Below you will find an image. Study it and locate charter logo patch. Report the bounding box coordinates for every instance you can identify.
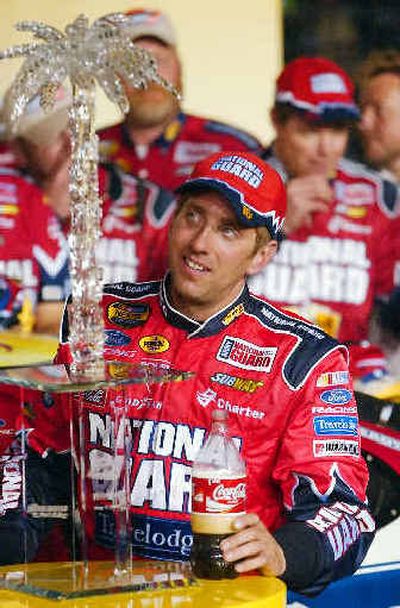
[211,372,263,394]
[313,439,359,457]
[320,389,352,405]
[139,335,170,354]
[217,336,277,372]
[316,371,349,387]
[313,416,358,437]
[107,301,149,329]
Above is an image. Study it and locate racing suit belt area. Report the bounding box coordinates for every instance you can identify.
[51,277,374,593]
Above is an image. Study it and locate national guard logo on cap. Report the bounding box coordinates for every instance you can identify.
[176,151,286,242]
[139,335,170,354]
[107,301,149,329]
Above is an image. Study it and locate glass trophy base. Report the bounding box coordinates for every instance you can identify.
[0,360,193,393]
[0,560,197,600]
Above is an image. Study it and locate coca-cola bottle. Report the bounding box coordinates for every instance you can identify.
[190,409,246,579]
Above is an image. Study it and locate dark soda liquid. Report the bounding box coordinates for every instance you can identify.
[190,532,238,579]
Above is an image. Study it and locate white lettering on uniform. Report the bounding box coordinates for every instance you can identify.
[87,415,244,513]
[96,238,139,283]
[249,237,370,305]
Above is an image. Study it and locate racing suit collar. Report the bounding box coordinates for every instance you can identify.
[160,272,251,338]
[121,113,185,150]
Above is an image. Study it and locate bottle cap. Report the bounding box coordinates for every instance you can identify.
[211,409,227,421]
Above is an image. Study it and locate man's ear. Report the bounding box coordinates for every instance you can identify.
[247,240,278,276]
[270,107,278,131]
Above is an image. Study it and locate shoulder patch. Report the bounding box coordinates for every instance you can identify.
[249,297,340,389]
[204,120,261,150]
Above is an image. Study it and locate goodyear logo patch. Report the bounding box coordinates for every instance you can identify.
[107,301,149,329]
[316,371,349,387]
[222,303,244,326]
[313,416,358,437]
[320,389,352,405]
[139,335,170,354]
[217,336,276,372]
[211,372,263,394]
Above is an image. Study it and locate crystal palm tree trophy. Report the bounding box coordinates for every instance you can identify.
[0,15,193,598]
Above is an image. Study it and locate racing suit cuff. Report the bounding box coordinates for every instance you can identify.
[272,522,331,595]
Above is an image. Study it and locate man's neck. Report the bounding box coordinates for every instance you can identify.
[126,123,166,146]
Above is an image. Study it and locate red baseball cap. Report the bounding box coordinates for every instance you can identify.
[276,57,359,121]
[176,152,286,241]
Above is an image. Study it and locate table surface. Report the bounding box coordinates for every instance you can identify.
[0,561,287,607]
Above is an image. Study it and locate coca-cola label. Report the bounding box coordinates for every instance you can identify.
[192,476,246,514]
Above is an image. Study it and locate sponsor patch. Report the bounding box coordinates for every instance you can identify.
[313,439,359,457]
[84,389,106,407]
[217,336,277,372]
[316,371,349,387]
[320,389,352,405]
[107,362,133,380]
[211,372,263,394]
[139,335,170,354]
[104,329,131,347]
[345,206,367,219]
[222,303,244,326]
[342,183,375,206]
[311,73,347,94]
[313,416,358,437]
[196,388,217,408]
[107,301,149,329]
[312,405,357,414]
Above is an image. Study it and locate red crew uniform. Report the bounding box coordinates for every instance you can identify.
[251,153,400,348]
[95,164,175,283]
[0,167,69,327]
[98,114,261,191]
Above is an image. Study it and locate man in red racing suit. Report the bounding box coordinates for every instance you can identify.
[251,57,400,384]
[0,152,374,596]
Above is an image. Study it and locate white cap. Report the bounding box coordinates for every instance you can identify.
[123,8,177,46]
[4,86,71,146]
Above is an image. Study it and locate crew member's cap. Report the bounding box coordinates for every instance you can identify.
[176,152,286,241]
[276,57,359,121]
[4,86,71,146]
[123,8,177,46]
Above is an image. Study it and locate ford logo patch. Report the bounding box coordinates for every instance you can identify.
[320,389,352,405]
[104,329,131,347]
